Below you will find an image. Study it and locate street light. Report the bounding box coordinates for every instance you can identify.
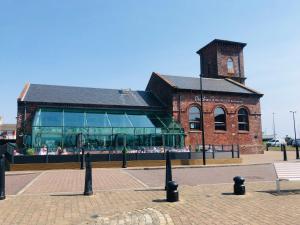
[272,112,276,139]
[199,73,206,165]
[290,111,299,159]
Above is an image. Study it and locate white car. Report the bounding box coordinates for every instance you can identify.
[266,138,286,147]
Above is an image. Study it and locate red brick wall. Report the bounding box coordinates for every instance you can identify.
[217,44,245,79]
[199,42,246,84]
[146,73,174,108]
[172,91,263,154]
[16,102,39,147]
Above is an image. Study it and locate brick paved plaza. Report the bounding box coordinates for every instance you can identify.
[1,152,300,225]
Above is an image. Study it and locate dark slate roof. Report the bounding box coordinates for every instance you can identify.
[197,39,247,53]
[159,74,262,95]
[22,84,164,108]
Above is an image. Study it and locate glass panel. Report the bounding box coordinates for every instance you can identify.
[63,127,88,148]
[108,114,132,127]
[64,111,85,127]
[32,127,63,150]
[144,128,156,135]
[214,107,226,130]
[86,113,111,127]
[127,114,155,128]
[227,58,234,73]
[112,127,134,135]
[33,110,41,126]
[189,107,201,130]
[86,135,112,151]
[238,108,249,131]
[40,109,63,127]
[31,108,185,150]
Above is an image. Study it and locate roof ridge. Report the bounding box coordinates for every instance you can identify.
[152,72,177,88]
[160,74,224,81]
[224,78,263,95]
[29,83,144,93]
[18,83,30,101]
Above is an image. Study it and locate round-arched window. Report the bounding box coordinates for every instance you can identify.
[189,106,201,130]
[227,58,234,74]
[238,108,249,131]
[214,107,226,131]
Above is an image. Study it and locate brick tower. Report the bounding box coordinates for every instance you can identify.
[197,39,247,84]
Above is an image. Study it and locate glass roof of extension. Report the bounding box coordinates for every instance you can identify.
[33,108,183,133]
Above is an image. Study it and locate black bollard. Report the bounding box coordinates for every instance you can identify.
[233,176,245,195]
[80,148,85,170]
[166,181,179,202]
[122,147,127,168]
[165,150,172,190]
[0,154,6,200]
[282,144,287,161]
[84,153,93,196]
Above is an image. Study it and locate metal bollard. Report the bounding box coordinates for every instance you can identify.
[165,150,172,190]
[166,181,179,202]
[282,144,287,161]
[84,153,93,196]
[233,176,245,195]
[80,148,85,170]
[231,144,234,158]
[122,147,127,168]
[0,154,6,200]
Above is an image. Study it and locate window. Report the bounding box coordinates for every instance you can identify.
[227,58,234,74]
[214,107,226,131]
[238,108,249,131]
[189,106,201,130]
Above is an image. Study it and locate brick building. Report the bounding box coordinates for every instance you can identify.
[17,39,263,154]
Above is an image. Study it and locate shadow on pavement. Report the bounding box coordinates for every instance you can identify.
[152,199,167,203]
[222,192,235,196]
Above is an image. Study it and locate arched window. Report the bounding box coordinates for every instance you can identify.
[189,106,201,130]
[214,107,226,131]
[227,58,234,74]
[238,108,249,131]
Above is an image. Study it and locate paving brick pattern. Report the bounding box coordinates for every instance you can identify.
[5,172,40,195]
[1,155,300,225]
[0,182,299,225]
[126,164,276,187]
[23,169,145,194]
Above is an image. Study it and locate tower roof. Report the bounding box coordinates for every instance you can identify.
[197,39,247,54]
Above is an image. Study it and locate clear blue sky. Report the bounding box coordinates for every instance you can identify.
[1,0,300,137]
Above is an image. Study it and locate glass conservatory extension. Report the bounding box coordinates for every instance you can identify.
[31,108,185,153]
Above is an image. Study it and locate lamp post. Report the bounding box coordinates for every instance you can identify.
[272,112,276,139]
[199,74,206,165]
[290,111,299,159]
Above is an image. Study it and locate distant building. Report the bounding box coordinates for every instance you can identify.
[16,39,263,154]
[0,122,16,141]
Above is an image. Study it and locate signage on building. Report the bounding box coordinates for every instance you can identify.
[195,96,243,104]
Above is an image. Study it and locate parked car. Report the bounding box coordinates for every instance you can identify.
[292,139,300,147]
[266,138,286,147]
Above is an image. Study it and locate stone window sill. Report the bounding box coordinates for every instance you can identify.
[189,130,202,133]
[238,131,250,134]
[214,130,227,134]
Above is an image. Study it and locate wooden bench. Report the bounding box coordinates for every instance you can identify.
[274,162,300,192]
